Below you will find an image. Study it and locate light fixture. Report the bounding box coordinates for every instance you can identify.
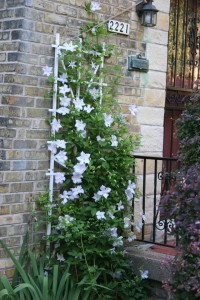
[136,0,159,27]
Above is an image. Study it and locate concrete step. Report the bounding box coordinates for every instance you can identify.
[127,242,178,300]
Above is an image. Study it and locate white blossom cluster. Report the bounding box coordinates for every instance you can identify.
[43,38,141,254]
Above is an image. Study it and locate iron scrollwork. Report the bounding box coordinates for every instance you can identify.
[156,218,175,233]
[158,170,176,181]
[155,170,176,234]
[158,170,177,192]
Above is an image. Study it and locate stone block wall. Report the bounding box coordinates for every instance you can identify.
[0,0,170,275]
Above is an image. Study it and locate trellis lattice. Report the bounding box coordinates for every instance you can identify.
[46,33,108,236]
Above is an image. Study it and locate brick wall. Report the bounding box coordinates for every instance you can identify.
[0,0,170,275]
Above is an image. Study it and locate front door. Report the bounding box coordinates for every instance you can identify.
[163,108,182,158]
[163,0,200,158]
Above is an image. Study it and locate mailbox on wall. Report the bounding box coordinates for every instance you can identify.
[128,54,149,72]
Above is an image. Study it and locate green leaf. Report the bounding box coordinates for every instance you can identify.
[29,252,39,277]
[1,276,15,297]
[0,241,30,285]
[14,283,39,300]
[27,275,42,299]
[0,289,11,299]
[42,276,48,300]
[52,265,58,297]
[12,231,29,287]
[56,267,70,299]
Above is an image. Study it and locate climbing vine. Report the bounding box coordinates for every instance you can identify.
[40,2,149,299]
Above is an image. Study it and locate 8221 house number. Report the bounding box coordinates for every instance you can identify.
[107,20,130,35]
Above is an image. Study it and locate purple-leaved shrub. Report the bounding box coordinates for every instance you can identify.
[162,93,200,299]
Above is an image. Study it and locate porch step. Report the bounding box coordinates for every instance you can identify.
[127,242,179,299]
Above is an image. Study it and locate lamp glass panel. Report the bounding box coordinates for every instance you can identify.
[142,11,157,27]
[144,12,152,25]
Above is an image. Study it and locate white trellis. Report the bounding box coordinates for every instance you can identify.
[46,33,107,237]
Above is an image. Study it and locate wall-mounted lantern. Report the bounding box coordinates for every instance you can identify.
[136,0,159,27]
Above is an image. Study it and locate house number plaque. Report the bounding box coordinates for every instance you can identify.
[107,20,130,35]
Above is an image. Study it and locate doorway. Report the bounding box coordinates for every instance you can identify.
[163,0,200,158]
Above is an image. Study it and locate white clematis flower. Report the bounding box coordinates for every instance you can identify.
[47,141,57,154]
[128,233,136,242]
[55,151,68,165]
[91,62,97,69]
[68,61,76,68]
[91,27,96,34]
[125,180,136,201]
[51,119,62,132]
[96,136,105,142]
[84,104,94,113]
[92,193,101,202]
[96,211,106,220]
[135,221,143,233]
[57,253,65,262]
[103,113,114,127]
[89,87,99,100]
[75,120,86,132]
[59,84,70,95]
[63,41,78,52]
[60,96,71,107]
[91,1,101,11]
[60,190,70,204]
[117,201,124,211]
[97,185,111,199]
[73,98,85,111]
[140,270,149,279]
[107,211,115,219]
[129,104,138,116]
[56,107,70,115]
[113,236,123,247]
[72,172,83,184]
[109,227,118,237]
[55,139,66,149]
[74,163,87,174]
[57,73,68,84]
[71,185,84,196]
[63,214,74,224]
[77,152,90,164]
[112,271,122,279]
[124,217,131,229]
[54,172,65,184]
[111,135,118,147]
[42,65,53,76]
[110,248,116,254]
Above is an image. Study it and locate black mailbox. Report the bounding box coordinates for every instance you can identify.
[128,54,149,72]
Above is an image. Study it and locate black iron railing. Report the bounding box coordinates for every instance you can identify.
[133,155,181,247]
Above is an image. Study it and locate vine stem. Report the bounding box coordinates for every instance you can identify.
[61,3,134,42]
[80,234,91,275]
